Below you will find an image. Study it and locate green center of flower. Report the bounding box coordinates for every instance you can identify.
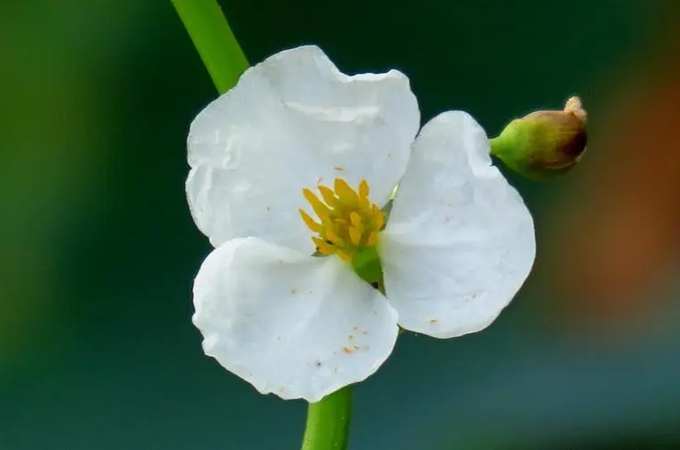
[299,178,385,262]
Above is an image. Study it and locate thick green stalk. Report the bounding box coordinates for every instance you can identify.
[302,386,353,450]
[170,0,249,94]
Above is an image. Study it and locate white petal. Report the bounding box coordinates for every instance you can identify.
[380,111,536,338]
[186,45,420,253]
[192,237,399,402]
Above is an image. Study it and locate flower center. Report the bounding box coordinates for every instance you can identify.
[299,178,385,263]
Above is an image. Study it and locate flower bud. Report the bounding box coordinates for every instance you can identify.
[490,97,587,180]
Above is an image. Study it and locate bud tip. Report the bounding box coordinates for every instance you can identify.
[564,96,587,123]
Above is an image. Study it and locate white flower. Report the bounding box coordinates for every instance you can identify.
[186,45,535,402]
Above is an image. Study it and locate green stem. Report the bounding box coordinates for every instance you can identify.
[170,0,249,94]
[302,386,353,450]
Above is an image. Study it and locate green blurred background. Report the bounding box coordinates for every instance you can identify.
[3,1,680,448]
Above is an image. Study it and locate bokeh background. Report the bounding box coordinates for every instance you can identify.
[2,1,680,448]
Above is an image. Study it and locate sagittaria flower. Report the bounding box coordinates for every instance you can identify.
[187,46,535,402]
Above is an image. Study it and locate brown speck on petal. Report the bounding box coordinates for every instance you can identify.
[428,318,438,324]
[334,166,345,171]
[348,334,354,341]
[342,346,352,354]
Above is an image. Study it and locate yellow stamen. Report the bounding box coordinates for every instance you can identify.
[359,179,369,199]
[302,189,330,221]
[366,230,378,247]
[349,226,362,246]
[349,212,362,229]
[334,178,359,204]
[373,205,385,230]
[299,209,323,233]
[317,185,338,207]
[312,237,336,255]
[300,178,385,262]
[325,228,344,246]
